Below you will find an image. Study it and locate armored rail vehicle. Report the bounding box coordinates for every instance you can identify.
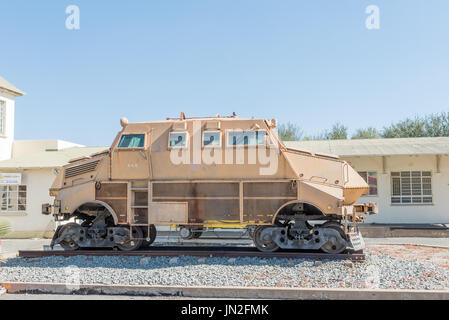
[43,114,377,253]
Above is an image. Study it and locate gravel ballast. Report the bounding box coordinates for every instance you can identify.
[1,246,448,290]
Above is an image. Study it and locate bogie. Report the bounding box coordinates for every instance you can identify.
[51,207,157,251]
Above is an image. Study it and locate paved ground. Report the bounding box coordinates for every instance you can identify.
[1,239,50,258]
[365,237,449,247]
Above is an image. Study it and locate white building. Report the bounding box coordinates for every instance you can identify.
[0,76,107,237]
[286,139,449,224]
[0,76,24,160]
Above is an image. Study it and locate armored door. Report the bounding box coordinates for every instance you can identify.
[111,132,150,180]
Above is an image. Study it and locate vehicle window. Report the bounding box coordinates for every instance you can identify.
[118,134,145,148]
[228,131,267,146]
[169,132,187,148]
[203,131,221,147]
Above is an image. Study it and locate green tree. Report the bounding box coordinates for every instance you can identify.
[327,123,348,140]
[424,112,449,137]
[351,127,380,139]
[382,117,427,138]
[277,122,303,141]
[303,123,348,140]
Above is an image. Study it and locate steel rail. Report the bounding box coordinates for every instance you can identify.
[18,246,365,261]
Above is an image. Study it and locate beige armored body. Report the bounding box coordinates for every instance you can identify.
[42,114,377,253]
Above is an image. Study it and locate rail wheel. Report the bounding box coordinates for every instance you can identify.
[58,223,81,251]
[253,226,279,252]
[192,228,203,239]
[116,226,143,251]
[180,227,202,239]
[141,225,157,248]
[319,221,347,254]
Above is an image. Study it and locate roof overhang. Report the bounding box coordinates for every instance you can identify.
[0,87,25,97]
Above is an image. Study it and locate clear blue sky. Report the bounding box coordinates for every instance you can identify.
[1,1,448,146]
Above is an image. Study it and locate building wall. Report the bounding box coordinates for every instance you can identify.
[0,91,15,160]
[0,168,56,232]
[12,140,83,157]
[346,154,449,224]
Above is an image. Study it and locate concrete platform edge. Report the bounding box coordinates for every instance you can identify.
[1,282,448,300]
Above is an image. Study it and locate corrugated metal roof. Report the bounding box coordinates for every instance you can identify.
[0,146,108,169]
[0,76,25,96]
[284,137,449,157]
[1,137,446,169]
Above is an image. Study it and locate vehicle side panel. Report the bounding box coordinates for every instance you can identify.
[95,182,128,223]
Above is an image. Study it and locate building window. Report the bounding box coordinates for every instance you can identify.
[358,171,378,196]
[0,185,27,212]
[391,171,432,204]
[0,100,5,136]
[227,130,267,146]
[169,132,188,148]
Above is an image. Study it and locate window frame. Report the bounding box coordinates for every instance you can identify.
[0,184,27,213]
[0,100,6,137]
[225,129,268,147]
[358,171,378,196]
[168,131,189,149]
[202,130,222,148]
[390,171,433,205]
[116,133,147,150]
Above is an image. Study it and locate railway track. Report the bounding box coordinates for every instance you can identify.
[18,246,365,261]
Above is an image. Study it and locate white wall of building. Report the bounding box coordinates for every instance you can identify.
[0,91,15,161]
[0,168,56,233]
[347,154,449,224]
[12,140,83,158]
